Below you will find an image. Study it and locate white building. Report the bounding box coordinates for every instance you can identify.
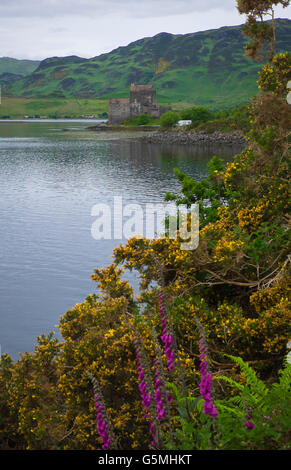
[176,120,192,127]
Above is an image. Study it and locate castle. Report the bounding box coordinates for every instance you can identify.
[108,84,167,124]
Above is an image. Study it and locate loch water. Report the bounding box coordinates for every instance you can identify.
[0,120,243,359]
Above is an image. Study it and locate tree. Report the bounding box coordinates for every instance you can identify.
[236,0,290,61]
[180,106,214,127]
[160,111,180,128]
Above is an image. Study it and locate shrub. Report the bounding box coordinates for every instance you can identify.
[160,111,180,128]
[179,106,214,127]
[136,113,152,125]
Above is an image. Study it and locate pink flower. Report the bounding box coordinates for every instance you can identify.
[159,293,176,371]
[134,340,152,411]
[134,339,158,446]
[153,358,168,422]
[88,372,115,450]
[93,392,111,449]
[199,333,217,419]
[245,410,255,431]
[246,419,255,431]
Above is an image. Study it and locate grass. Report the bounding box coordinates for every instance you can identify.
[123,115,161,126]
[0,96,108,119]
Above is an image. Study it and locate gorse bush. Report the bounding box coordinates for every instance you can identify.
[90,298,291,451]
[0,0,290,450]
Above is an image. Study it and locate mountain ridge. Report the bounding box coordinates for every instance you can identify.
[5,19,291,110]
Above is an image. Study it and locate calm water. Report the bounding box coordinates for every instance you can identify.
[0,121,242,359]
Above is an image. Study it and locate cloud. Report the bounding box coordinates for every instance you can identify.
[0,0,235,19]
[0,1,289,59]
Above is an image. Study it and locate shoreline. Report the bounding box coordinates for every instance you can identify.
[140,129,248,146]
[87,123,247,146]
[0,119,105,124]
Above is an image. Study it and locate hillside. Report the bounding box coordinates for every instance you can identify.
[5,19,291,110]
[0,58,40,93]
[0,72,23,87]
[0,57,40,76]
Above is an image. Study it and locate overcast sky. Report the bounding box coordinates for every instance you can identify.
[1,0,290,60]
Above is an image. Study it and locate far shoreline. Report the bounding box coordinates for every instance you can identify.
[0,119,106,123]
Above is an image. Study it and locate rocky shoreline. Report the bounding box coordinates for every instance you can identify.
[87,123,248,147]
[140,129,247,146]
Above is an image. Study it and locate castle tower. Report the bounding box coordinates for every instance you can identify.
[129,83,160,119]
[108,83,167,124]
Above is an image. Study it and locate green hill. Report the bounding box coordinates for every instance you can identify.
[0,57,40,76]
[5,19,291,110]
[0,72,24,87]
[0,58,40,93]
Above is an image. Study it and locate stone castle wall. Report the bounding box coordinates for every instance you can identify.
[109,84,166,124]
[108,98,131,125]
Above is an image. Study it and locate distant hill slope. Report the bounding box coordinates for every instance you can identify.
[5,19,291,110]
[0,57,40,76]
[0,72,24,87]
[0,58,40,90]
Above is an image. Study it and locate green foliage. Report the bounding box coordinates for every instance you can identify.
[215,357,291,449]
[160,103,251,133]
[136,114,152,125]
[160,111,180,128]
[163,356,291,450]
[124,113,159,126]
[197,104,251,134]
[164,382,217,450]
[165,156,226,226]
[242,222,287,263]
[180,106,214,126]
[227,104,251,131]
